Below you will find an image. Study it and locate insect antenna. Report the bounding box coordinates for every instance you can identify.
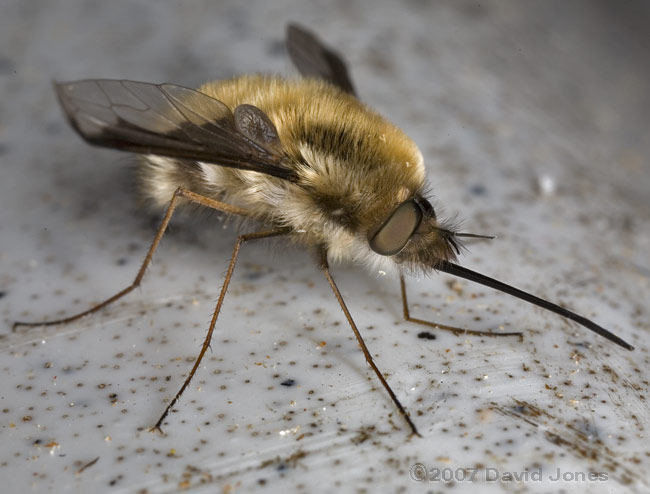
[443,231,494,255]
[453,232,495,240]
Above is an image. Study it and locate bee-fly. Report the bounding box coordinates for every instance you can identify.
[14,24,634,437]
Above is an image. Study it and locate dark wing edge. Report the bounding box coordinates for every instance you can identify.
[54,79,298,182]
[286,24,356,96]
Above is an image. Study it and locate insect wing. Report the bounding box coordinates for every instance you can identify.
[233,103,284,155]
[55,79,297,181]
[286,24,356,96]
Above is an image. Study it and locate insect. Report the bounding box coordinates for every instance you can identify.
[14,24,633,437]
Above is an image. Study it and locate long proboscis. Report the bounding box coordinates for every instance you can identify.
[436,260,634,351]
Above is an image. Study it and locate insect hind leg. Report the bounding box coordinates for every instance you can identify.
[400,275,523,339]
[12,187,251,331]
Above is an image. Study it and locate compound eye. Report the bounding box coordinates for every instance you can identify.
[369,200,423,256]
[415,197,435,219]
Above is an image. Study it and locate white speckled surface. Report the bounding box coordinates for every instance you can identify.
[1,1,649,493]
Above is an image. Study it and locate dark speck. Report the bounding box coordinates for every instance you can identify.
[44,121,63,135]
[280,379,296,387]
[257,479,267,486]
[244,271,264,281]
[116,258,128,266]
[417,331,437,340]
[460,2,489,19]
[267,39,286,56]
[0,291,6,299]
[276,462,287,472]
[0,57,15,75]
[470,184,487,196]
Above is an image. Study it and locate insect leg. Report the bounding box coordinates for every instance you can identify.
[13,187,251,330]
[150,228,288,433]
[320,254,421,438]
[400,274,523,338]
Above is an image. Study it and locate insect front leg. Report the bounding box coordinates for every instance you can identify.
[400,274,523,339]
[320,254,421,438]
[13,187,251,330]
